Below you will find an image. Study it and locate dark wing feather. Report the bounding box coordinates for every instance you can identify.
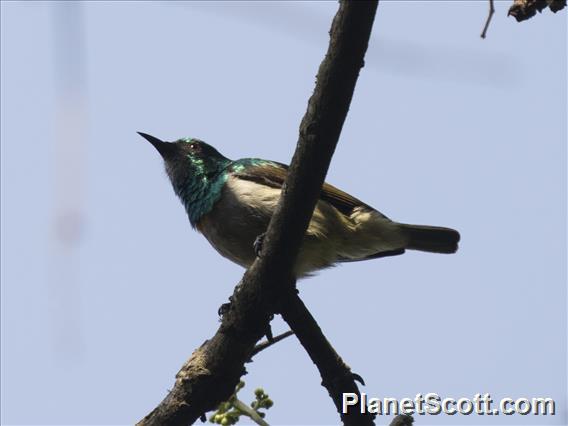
[231,160,384,217]
[337,248,405,262]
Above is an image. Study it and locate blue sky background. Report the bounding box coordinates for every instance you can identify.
[1,1,566,425]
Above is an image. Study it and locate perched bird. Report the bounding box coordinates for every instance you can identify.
[139,132,460,278]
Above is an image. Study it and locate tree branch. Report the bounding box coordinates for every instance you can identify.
[250,330,294,358]
[480,0,495,38]
[508,0,566,22]
[252,3,378,421]
[389,414,414,426]
[137,1,378,424]
[279,293,373,424]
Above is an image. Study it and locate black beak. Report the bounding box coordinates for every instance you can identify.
[138,132,177,160]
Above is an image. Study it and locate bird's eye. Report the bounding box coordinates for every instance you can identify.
[189,143,200,154]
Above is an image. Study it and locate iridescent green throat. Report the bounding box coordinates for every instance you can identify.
[172,141,231,227]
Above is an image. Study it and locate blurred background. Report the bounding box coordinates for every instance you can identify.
[1,1,566,425]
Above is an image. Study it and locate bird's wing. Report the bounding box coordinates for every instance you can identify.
[230,159,385,217]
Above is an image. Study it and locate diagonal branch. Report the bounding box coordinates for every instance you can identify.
[137,1,378,425]
[241,2,379,422]
[279,293,373,423]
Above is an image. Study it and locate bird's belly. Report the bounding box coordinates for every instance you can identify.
[196,218,262,269]
[196,183,271,269]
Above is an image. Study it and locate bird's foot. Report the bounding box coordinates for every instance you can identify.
[265,316,275,342]
[253,233,266,257]
[218,302,231,317]
[218,296,234,317]
[351,372,366,386]
[324,370,366,388]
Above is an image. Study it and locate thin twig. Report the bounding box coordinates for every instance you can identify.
[481,0,495,38]
[232,398,269,426]
[251,330,294,357]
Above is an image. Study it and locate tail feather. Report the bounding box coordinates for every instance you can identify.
[399,223,460,254]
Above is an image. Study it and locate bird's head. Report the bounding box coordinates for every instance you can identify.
[138,132,231,192]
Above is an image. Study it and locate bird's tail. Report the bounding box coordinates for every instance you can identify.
[398,223,460,254]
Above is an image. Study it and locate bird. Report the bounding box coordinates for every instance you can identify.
[139,132,460,278]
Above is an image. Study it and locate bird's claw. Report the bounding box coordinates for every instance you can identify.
[253,233,266,257]
[352,372,366,386]
[264,314,274,343]
[218,298,233,317]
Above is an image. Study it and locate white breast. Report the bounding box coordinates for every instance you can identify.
[225,177,282,214]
